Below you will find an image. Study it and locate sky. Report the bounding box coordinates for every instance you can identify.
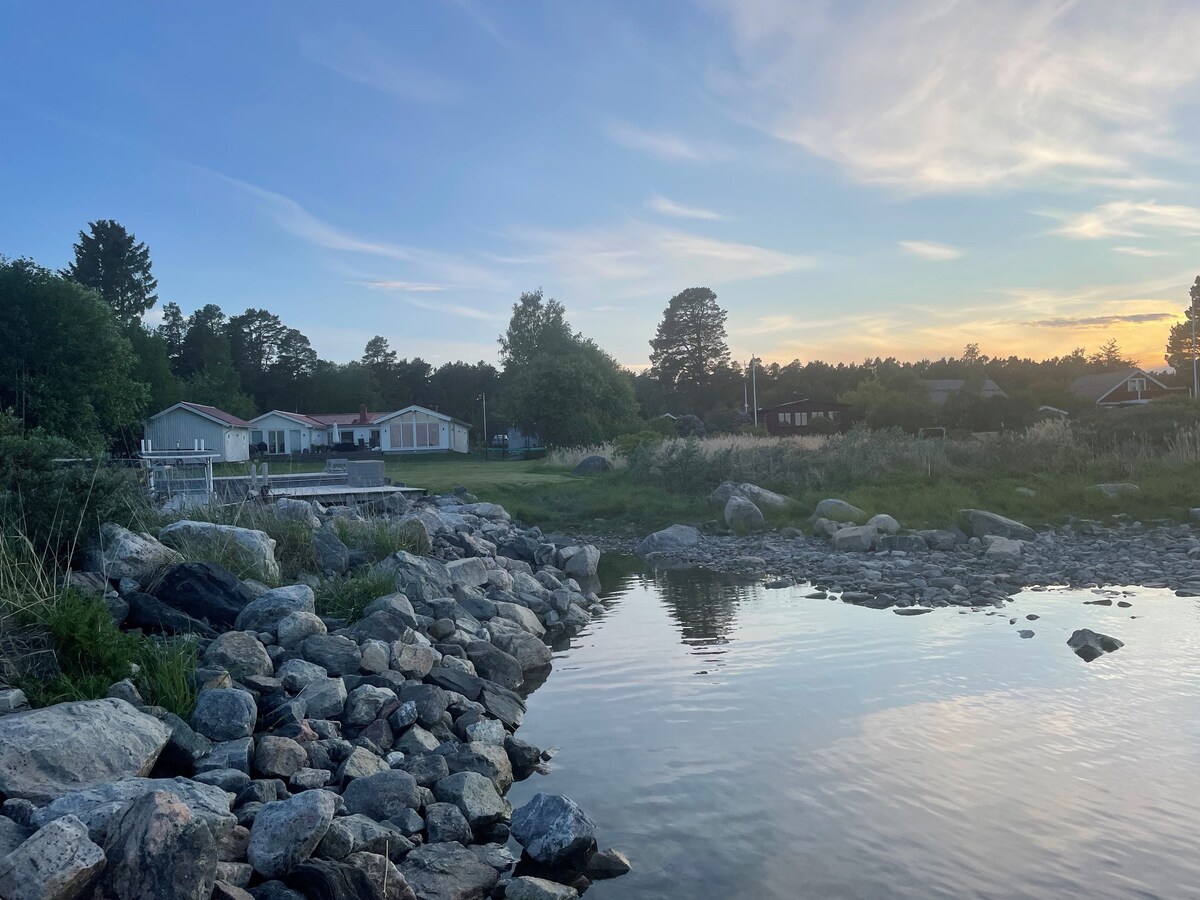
[3,0,1200,371]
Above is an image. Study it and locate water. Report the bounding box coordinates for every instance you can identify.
[507,557,1200,899]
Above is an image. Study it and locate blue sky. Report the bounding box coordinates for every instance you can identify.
[3,0,1200,370]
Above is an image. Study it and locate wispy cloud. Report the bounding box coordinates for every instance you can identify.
[360,280,450,293]
[708,0,1200,191]
[645,194,724,220]
[404,296,501,321]
[442,0,511,47]
[215,172,506,289]
[1031,312,1177,328]
[899,240,963,261]
[1112,246,1171,258]
[1050,200,1200,239]
[604,120,729,162]
[300,28,456,102]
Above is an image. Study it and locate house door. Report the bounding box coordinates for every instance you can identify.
[289,430,301,452]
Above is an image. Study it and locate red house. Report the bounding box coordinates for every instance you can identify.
[757,398,853,436]
[1069,368,1186,406]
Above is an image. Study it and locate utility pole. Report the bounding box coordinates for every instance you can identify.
[1192,305,1198,400]
[751,356,759,426]
[479,393,488,459]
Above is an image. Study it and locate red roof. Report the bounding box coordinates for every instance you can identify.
[255,410,326,428]
[178,402,251,428]
[305,412,388,426]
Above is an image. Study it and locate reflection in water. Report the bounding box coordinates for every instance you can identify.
[509,560,1200,900]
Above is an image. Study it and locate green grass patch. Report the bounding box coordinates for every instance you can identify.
[314,568,397,622]
[333,519,429,560]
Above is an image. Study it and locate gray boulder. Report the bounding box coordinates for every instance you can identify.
[296,677,347,720]
[510,793,596,867]
[571,455,612,476]
[506,877,580,900]
[92,790,217,900]
[273,498,320,527]
[634,525,702,557]
[380,551,453,603]
[445,557,489,588]
[247,790,338,879]
[302,634,361,677]
[0,814,105,900]
[255,736,308,779]
[312,529,350,575]
[151,562,254,628]
[813,498,865,523]
[93,522,182,582]
[959,509,1035,541]
[711,481,789,509]
[0,698,170,803]
[434,772,508,830]
[983,535,1023,560]
[424,803,472,845]
[557,545,600,578]
[466,642,523,689]
[390,643,435,679]
[832,525,877,553]
[867,513,901,535]
[343,685,396,726]
[0,816,31,858]
[878,534,926,553]
[1095,482,1140,499]
[1068,629,1124,662]
[159,521,281,583]
[489,627,552,671]
[401,843,499,900]
[492,602,545,638]
[724,496,765,531]
[203,631,273,682]
[30,777,236,845]
[341,770,420,820]
[191,689,257,742]
[235,584,316,633]
[276,611,327,649]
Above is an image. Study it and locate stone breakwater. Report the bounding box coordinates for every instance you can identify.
[0,494,629,900]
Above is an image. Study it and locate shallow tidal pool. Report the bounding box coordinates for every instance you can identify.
[507,557,1200,899]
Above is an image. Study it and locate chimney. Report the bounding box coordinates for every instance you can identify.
[359,404,368,424]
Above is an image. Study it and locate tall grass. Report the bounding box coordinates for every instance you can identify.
[314,568,397,622]
[332,518,429,560]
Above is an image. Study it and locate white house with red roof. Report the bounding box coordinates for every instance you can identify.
[143,401,252,461]
[248,405,470,454]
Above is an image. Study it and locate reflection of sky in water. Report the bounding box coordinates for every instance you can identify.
[508,560,1200,899]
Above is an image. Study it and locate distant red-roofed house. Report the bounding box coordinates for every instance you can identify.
[1069,368,1185,406]
[143,401,252,461]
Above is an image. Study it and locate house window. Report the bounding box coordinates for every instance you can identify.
[1128,377,1147,393]
[251,430,263,445]
[339,430,353,443]
[266,430,285,454]
[798,412,809,426]
[369,429,380,448]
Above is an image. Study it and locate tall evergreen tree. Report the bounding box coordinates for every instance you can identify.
[1165,276,1200,372]
[64,219,158,322]
[649,287,730,403]
[158,301,187,368]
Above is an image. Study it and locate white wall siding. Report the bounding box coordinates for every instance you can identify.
[451,423,470,453]
[380,409,450,453]
[145,408,243,460]
[250,414,315,454]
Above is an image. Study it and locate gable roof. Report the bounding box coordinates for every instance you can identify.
[1069,368,1170,404]
[148,401,250,428]
[757,398,852,414]
[372,405,453,425]
[250,410,326,428]
[922,378,1006,405]
[305,412,389,426]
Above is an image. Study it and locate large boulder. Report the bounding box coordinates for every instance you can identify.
[400,843,499,900]
[92,522,183,582]
[724,496,765,531]
[570,456,612,476]
[235,585,316,633]
[29,777,236,845]
[634,525,702,557]
[506,877,580,900]
[983,535,1023,560]
[433,772,509,829]
[466,642,523,689]
[831,525,877,553]
[1067,629,1124,662]
[489,626,552,671]
[286,858,412,900]
[510,793,596,868]
[248,790,338,879]
[0,699,170,804]
[445,557,489,588]
[557,546,600,578]
[202,631,273,682]
[312,529,350,575]
[159,521,281,583]
[711,481,789,509]
[192,689,257,742]
[152,562,256,628]
[124,591,217,637]
[380,551,453,603]
[959,509,1035,541]
[91,790,218,900]
[812,499,865,523]
[273,498,320,527]
[341,771,420,821]
[0,815,105,900]
[866,513,901,535]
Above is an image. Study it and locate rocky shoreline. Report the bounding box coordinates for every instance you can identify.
[0,494,629,900]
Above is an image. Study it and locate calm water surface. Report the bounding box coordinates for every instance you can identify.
[507,557,1200,899]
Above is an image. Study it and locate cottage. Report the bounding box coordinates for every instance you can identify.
[757,398,852,436]
[250,405,470,454]
[143,402,251,462]
[921,378,1006,406]
[1070,368,1184,406]
[375,406,470,453]
[248,410,326,454]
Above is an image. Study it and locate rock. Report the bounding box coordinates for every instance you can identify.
[380,551,453,603]
[256,736,308,779]
[152,562,255,628]
[465,643,523,690]
[400,842,499,900]
[0,688,30,716]
[634,524,702,557]
[445,557,489,588]
[159,521,281,583]
[203,631,274,682]
[1095,483,1140,499]
[426,668,483,700]
[343,852,417,900]
[570,456,612,476]
[1067,629,1124,662]
[464,719,506,747]
[235,585,316,633]
[124,591,216,637]
[510,793,596,868]
[0,816,32,858]
[302,635,362,677]
[0,698,170,804]
[867,513,901,535]
[341,770,420,820]
[1018,629,1035,639]
[489,628,552,671]
[491,603,546,638]
[1015,486,1036,497]
[831,525,877,553]
[276,611,327,649]
[343,685,397,726]
[336,748,389,785]
[278,659,328,693]
[191,689,257,742]
[556,546,600,578]
[247,790,338,879]
[983,536,1023,560]
[312,530,350,576]
[212,882,255,900]
[813,498,865,523]
[457,502,509,520]
[424,803,472,845]
[711,481,789,509]
[586,848,631,879]
[505,876,580,900]
[284,857,406,900]
[878,534,926,553]
[93,523,183,582]
[0,815,105,900]
[959,509,1035,541]
[196,738,254,777]
[479,682,525,730]
[92,789,218,900]
[273,498,320,527]
[724,496,765,532]
[433,772,508,830]
[917,529,958,551]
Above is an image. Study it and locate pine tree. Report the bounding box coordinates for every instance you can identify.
[1164,276,1200,371]
[649,287,731,401]
[64,219,158,322]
